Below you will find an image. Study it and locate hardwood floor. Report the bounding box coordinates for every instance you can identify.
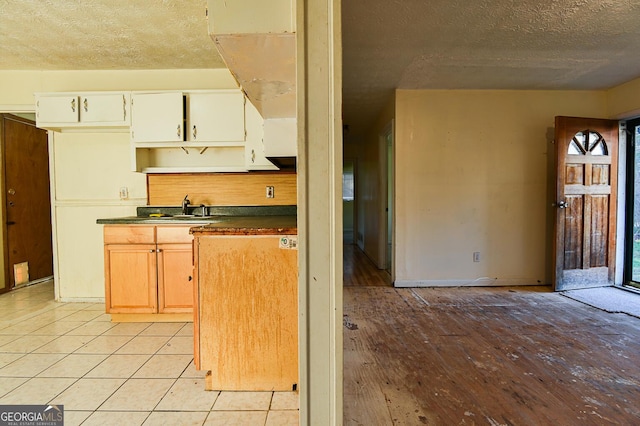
[343,286,640,425]
[343,244,391,287]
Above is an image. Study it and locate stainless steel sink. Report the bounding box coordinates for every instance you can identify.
[153,215,224,223]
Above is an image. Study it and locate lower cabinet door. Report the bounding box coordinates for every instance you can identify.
[157,243,194,313]
[105,244,158,313]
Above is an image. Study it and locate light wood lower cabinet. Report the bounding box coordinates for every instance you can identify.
[105,243,158,313]
[193,234,298,391]
[104,225,194,318]
[157,243,194,313]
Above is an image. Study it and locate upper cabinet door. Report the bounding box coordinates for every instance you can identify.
[131,92,184,143]
[80,93,130,124]
[187,91,245,142]
[36,92,131,130]
[36,95,80,125]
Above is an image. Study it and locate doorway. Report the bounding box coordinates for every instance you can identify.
[382,121,394,278]
[0,114,53,293]
[625,117,640,289]
[343,158,356,245]
[553,116,619,290]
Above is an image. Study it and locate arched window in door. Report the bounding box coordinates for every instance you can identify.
[567,130,610,187]
[568,130,608,156]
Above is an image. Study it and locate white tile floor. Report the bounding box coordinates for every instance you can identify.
[0,281,299,425]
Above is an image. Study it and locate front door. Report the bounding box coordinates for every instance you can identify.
[1,114,53,291]
[553,116,619,291]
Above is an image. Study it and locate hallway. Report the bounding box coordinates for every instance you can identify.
[343,244,390,287]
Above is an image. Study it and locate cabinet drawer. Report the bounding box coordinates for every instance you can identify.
[157,226,194,244]
[104,225,155,244]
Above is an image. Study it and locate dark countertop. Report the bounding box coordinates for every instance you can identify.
[190,215,297,236]
[96,205,297,235]
[96,215,226,225]
[96,205,297,226]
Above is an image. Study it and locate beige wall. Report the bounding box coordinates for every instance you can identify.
[390,89,609,286]
[0,69,238,108]
[0,69,239,300]
[607,76,640,119]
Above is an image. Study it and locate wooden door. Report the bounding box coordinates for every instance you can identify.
[554,116,618,290]
[1,114,53,291]
[104,244,158,313]
[157,243,193,313]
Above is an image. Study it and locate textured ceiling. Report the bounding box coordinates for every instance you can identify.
[2,0,640,137]
[342,0,640,136]
[0,0,225,69]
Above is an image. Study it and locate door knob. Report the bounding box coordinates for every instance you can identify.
[7,188,15,195]
[557,200,568,209]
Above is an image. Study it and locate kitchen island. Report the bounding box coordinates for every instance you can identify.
[190,215,298,391]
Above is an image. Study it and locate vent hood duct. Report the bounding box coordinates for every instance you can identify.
[207,0,297,163]
[212,33,295,119]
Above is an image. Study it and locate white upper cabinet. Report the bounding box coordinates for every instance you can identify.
[36,95,78,124]
[36,92,130,131]
[130,92,184,143]
[131,90,246,145]
[80,93,130,124]
[244,100,277,171]
[187,91,245,143]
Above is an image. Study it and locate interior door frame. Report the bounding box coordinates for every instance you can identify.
[623,117,640,288]
[0,113,53,292]
[379,120,394,282]
[342,157,357,245]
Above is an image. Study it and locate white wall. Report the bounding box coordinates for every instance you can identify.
[391,89,609,287]
[0,69,239,301]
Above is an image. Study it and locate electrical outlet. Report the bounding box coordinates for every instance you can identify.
[266,186,275,198]
[119,187,129,200]
[473,252,480,262]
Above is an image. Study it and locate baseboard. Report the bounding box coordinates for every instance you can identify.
[394,278,548,288]
[58,297,105,303]
[110,313,193,323]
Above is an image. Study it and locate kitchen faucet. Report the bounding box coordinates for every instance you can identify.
[182,195,190,215]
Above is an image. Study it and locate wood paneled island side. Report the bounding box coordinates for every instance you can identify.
[190,216,298,391]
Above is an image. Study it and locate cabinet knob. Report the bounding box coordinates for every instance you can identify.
[192,125,197,140]
[83,98,88,112]
[149,249,155,253]
[188,276,193,281]
[177,125,181,139]
[71,98,76,112]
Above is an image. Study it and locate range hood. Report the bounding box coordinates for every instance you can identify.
[207,0,297,165]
